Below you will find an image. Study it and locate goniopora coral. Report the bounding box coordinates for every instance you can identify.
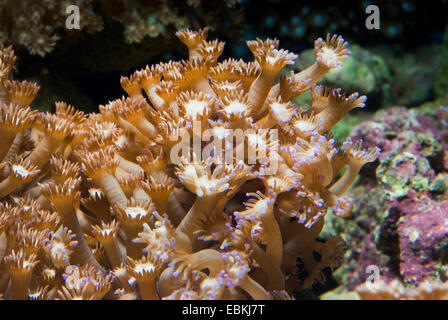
[0,28,379,300]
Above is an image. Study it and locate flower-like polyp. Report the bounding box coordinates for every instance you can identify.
[113,197,157,259]
[126,253,162,299]
[43,227,77,268]
[4,249,39,299]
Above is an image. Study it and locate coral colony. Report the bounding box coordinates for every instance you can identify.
[0,27,379,300]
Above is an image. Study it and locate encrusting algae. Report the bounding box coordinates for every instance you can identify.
[0,27,379,300]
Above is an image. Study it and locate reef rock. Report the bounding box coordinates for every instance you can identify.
[323,105,448,291]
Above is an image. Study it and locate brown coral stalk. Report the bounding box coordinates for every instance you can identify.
[1,132,23,168]
[0,85,7,104]
[26,136,59,169]
[247,73,276,118]
[0,129,17,162]
[251,243,285,291]
[239,276,271,300]
[96,173,128,207]
[176,196,220,243]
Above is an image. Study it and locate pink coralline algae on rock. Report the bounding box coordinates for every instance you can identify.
[325,105,448,289]
[393,190,448,284]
